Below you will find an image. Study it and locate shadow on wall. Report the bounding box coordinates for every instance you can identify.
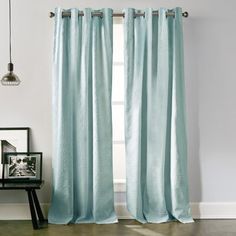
[184,17,202,205]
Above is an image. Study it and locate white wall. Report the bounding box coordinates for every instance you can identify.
[0,0,236,216]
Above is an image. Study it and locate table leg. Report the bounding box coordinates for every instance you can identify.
[26,189,39,229]
[32,189,45,223]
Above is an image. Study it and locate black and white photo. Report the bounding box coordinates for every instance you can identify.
[3,152,42,182]
[8,155,36,178]
[0,128,29,175]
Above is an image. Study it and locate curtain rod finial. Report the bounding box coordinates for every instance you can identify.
[49,12,55,18]
[182,11,188,17]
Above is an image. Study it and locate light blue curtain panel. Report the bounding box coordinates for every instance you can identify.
[123,7,193,223]
[48,8,117,224]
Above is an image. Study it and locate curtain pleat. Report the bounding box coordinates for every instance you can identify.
[48,8,117,224]
[124,7,193,223]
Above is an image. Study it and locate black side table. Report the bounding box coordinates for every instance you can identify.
[0,181,47,229]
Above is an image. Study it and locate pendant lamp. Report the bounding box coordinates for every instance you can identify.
[1,0,20,86]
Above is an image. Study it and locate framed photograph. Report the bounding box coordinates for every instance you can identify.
[3,152,42,183]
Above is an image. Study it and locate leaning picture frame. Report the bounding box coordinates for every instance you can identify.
[0,127,30,180]
[3,152,42,183]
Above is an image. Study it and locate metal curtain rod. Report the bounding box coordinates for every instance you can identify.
[49,11,189,18]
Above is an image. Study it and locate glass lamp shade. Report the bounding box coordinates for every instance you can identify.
[1,71,20,86]
[1,63,20,86]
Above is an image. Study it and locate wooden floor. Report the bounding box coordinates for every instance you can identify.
[0,219,235,236]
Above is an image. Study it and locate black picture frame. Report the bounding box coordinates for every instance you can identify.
[3,152,42,183]
[0,127,30,180]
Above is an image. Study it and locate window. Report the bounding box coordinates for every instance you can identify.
[112,22,125,185]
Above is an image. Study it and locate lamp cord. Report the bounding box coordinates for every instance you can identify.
[9,0,12,64]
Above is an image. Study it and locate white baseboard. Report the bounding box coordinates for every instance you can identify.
[0,202,236,220]
[0,203,49,220]
[191,202,236,219]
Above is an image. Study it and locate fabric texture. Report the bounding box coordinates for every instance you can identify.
[48,8,117,224]
[123,7,193,223]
